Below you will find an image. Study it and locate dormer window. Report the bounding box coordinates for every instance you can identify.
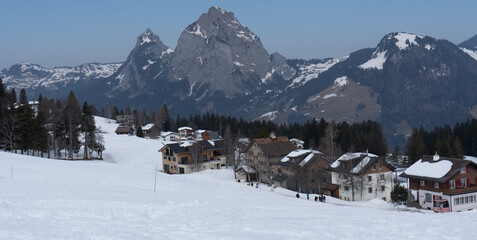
[460,167,466,174]
[434,182,439,189]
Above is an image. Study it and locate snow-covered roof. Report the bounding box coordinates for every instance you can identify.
[196,129,206,134]
[179,141,194,148]
[142,124,155,131]
[178,126,193,131]
[351,156,371,173]
[403,159,453,179]
[236,165,256,173]
[331,152,378,168]
[281,149,322,167]
[289,138,304,144]
[464,155,477,164]
[299,153,314,167]
[160,131,178,137]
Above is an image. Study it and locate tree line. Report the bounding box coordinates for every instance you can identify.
[405,119,477,165]
[0,79,104,159]
[110,104,389,158]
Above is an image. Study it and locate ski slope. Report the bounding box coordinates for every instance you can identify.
[0,117,475,239]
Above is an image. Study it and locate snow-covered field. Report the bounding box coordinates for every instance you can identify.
[0,117,476,239]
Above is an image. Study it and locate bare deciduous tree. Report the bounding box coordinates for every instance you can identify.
[189,142,202,172]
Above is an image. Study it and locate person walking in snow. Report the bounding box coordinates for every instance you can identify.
[296,193,300,198]
[306,193,309,200]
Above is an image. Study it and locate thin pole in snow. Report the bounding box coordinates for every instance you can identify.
[10,165,13,179]
[154,163,158,192]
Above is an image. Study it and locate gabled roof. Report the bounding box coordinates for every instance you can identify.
[235,165,256,173]
[160,131,178,137]
[329,152,394,174]
[252,137,297,157]
[290,138,304,144]
[400,155,477,183]
[159,139,224,154]
[279,149,324,168]
[178,126,193,131]
[142,124,156,131]
[115,125,133,134]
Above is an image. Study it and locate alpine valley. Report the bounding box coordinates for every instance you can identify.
[3,6,477,145]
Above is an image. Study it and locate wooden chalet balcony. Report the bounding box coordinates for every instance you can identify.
[443,184,477,195]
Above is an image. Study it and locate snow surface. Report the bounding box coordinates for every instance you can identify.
[1,117,476,239]
[404,159,453,179]
[323,93,338,99]
[1,63,121,90]
[461,48,477,61]
[257,111,278,121]
[289,57,348,88]
[333,76,349,88]
[186,23,207,38]
[393,33,422,50]
[359,51,387,70]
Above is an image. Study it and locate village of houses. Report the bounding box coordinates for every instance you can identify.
[114,114,477,213]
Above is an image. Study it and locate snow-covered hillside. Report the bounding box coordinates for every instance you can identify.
[0,117,476,239]
[0,62,122,90]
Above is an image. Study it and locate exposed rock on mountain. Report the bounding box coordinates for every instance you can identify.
[170,6,294,97]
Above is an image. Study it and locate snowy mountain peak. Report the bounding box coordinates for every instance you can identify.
[171,6,293,96]
[376,32,427,52]
[136,28,162,47]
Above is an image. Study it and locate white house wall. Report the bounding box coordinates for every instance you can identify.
[332,172,394,202]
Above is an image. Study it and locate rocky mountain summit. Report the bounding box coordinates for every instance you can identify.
[3,7,477,146]
[170,6,294,97]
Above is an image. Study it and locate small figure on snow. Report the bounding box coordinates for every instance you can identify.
[314,196,318,202]
[306,193,310,200]
[296,193,300,198]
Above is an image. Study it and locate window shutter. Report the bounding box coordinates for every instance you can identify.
[466,165,469,173]
[457,179,461,188]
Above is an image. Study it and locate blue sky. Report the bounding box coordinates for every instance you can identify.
[1,0,476,69]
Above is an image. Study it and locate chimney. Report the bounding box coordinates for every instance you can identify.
[270,131,276,140]
[433,152,439,161]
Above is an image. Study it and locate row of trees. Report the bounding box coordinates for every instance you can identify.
[105,106,388,159]
[404,119,477,165]
[0,79,104,159]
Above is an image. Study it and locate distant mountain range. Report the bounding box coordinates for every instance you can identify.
[2,6,477,146]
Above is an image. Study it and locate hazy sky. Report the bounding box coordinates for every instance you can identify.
[1,0,476,69]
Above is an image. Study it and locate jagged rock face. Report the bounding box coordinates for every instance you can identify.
[107,29,173,98]
[170,6,293,97]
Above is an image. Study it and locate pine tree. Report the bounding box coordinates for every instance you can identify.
[136,125,144,138]
[64,91,82,159]
[9,88,17,104]
[81,101,96,159]
[19,88,28,105]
